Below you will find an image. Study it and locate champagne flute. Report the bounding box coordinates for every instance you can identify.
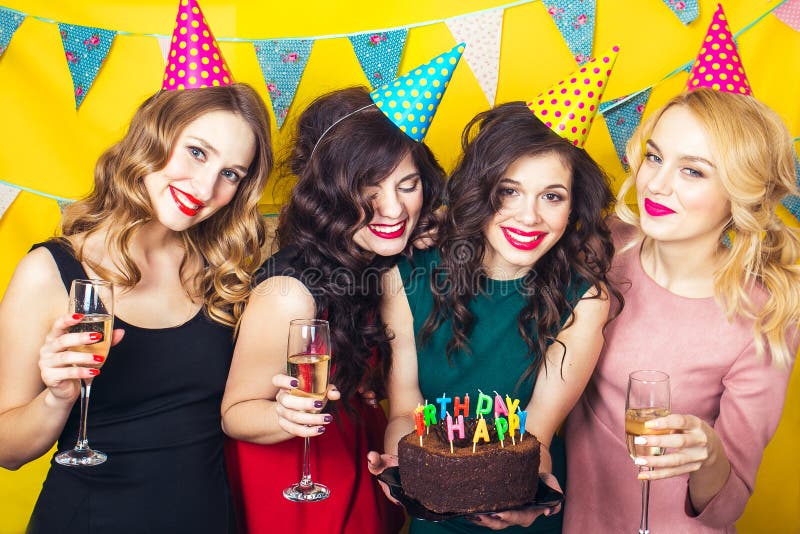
[282,319,332,502]
[55,279,114,467]
[625,370,670,534]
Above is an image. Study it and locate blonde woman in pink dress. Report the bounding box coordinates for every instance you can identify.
[563,87,800,533]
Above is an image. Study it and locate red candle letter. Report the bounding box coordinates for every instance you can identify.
[453,394,470,418]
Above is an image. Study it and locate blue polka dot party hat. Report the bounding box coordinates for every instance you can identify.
[527,45,620,148]
[370,43,465,142]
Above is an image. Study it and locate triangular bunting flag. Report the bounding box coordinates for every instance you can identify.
[0,183,20,220]
[348,29,407,89]
[599,88,652,168]
[541,0,596,64]
[56,198,74,213]
[156,35,171,64]
[58,23,116,109]
[0,7,25,58]
[660,0,699,25]
[253,39,314,128]
[446,9,503,106]
[775,0,800,32]
[780,153,800,221]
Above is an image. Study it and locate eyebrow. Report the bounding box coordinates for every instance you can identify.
[187,136,251,174]
[498,178,569,191]
[646,140,715,168]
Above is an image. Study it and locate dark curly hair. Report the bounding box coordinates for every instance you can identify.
[420,102,621,385]
[277,86,445,405]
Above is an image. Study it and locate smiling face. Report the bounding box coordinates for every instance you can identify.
[144,110,256,232]
[636,105,731,248]
[352,152,424,257]
[482,153,572,279]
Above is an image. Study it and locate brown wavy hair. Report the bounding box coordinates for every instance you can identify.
[617,89,800,367]
[61,84,273,328]
[420,102,620,385]
[276,86,445,403]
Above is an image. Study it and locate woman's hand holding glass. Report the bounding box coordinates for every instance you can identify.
[38,312,124,408]
[272,373,339,437]
[633,413,722,481]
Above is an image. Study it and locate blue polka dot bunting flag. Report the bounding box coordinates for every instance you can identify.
[599,88,652,169]
[348,29,408,90]
[542,0,596,65]
[660,0,699,26]
[370,42,465,142]
[780,152,800,222]
[253,39,314,128]
[0,7,25,58]
[58,23,116,109]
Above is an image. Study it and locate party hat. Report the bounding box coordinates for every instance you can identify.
[162,0,232,91]
[527,45,619,148]
[370,43,465,142]
[686,3,751,96]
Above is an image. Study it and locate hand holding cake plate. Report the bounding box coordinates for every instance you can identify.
[375,467,563,522]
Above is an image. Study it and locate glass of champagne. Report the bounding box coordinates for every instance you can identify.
[55,279,114,467]
[625,370,670,534]
[282,319,332,502]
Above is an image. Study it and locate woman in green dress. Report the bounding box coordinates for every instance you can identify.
[369,100,620,533]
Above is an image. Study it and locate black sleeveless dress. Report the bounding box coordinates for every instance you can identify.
[27,240,235,534]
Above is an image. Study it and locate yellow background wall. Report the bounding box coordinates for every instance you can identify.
[0,1,798,532]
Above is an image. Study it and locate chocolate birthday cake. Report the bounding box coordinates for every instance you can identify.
[398,419,541,514]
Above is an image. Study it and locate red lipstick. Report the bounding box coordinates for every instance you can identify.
[501,227,547,251]
[169,186,205,217]
[368,220,407,240]
[644,198,676,217]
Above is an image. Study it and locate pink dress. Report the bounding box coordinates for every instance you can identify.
[562,222,796,533]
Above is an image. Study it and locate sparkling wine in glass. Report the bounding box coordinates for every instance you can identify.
[55,279,114,467]
[625,370,670,534]
[282,319,332,502]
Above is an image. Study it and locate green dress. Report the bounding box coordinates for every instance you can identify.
[398,248,589,534]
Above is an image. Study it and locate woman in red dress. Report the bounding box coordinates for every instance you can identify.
[221,84,446,533]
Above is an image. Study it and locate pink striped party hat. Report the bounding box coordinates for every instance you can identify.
[686,3,751,96]
[162,0,233,91]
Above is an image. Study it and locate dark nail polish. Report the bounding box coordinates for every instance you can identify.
[88,369,100,376]
[290,379,299,387]
[317,426,325,433]
[324,415,333,423]
[93,355,105,363]
[472,516,482,523]
[314,400,323,408]
[72,313,84,320]
[88,332,102,341]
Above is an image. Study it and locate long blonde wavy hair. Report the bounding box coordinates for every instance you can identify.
[617,88,800,368]
[61,84,272,328]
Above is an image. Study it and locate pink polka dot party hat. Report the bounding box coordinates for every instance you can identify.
[162,0,232,91]
[686,3,751,96]
[370,43,465,142]
[527,45,620,148]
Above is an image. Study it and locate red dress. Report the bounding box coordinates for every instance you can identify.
[225,398,405,534]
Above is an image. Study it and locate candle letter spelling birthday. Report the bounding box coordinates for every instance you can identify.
[423,403,438,427]
[475,391,492,418]
[436,393,451,420]
[493,391,509,418]
[505,395,521,416]
[414,406,425,446]
[453,394,470,418]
